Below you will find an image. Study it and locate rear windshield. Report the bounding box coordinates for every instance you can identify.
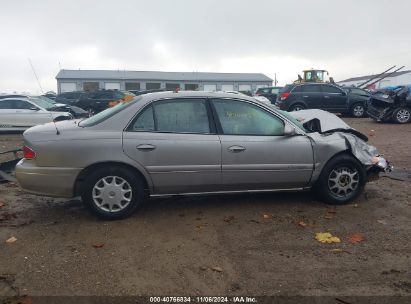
[280,85,293,93]
[79,96,142,127]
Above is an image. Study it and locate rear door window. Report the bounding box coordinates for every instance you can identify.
[130,98,211,134]
[302,85,322,93]
[0,100,14,109]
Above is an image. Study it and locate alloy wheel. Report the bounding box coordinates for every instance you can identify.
[396,109,410,123]
[353,105,364,117]
[92,176,132,213]
[328,167,359,198]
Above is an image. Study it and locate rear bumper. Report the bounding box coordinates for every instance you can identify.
[15,159,81,198]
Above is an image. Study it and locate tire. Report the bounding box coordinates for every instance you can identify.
[314,154,366,205]
[350,103,365,118]
[289,103,305,111]
[81,166,145,220]
[86,108,95,117]
[392,107,411,124]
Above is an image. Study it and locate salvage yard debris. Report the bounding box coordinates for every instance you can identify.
[315,232,341,244]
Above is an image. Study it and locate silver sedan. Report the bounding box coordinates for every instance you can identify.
[16,91,391,219]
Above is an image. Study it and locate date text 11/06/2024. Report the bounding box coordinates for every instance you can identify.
[149,296,257,303]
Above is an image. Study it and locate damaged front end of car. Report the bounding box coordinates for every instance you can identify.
[367,86,411,123]
[289,109,393,182]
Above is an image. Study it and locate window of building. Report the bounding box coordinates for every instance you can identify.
[146,83,161,90]
[166,83,180,90]
[184,84,199,91]
[83,82,99,91]
[238,84,252,92]
[60,82,77,93]
[104,82,121,90]
[221,84,234,91]
[203,84,217,91]
[125,82,141,91]
[212,99,284,136]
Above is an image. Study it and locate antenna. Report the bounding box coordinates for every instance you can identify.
[28,58,44,93]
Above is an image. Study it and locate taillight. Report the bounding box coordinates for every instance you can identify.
[280,92,290,100]
[23,146,36,160]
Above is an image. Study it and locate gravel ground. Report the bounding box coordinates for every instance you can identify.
[0,118,410,300]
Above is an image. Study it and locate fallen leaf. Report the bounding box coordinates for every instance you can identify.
[324,215,334,220]
[297,221,307,228]
[348,233,365,244]
[250,219,260,224]
[0,200,5,208]
[262,213,273,219]
[200,266,208,271]
[211,266,223,272]
[315,232,341,244]
[6,236,17,243]
[330,248,343,253]
[92,243,105,248]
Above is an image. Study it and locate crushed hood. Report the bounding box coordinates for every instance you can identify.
[289,109,368,141]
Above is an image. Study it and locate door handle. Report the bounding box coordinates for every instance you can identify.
[324,96,330,99]
[227,145,246,153]
[136,144,156,151]
[303,95,309,98]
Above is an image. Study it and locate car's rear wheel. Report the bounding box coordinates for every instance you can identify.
[392,107,411,124]
[289,103,305,111]
[315,154,366,205]
[81,166,145,220]
[350,103,365,118]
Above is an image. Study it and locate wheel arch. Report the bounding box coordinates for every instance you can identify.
[73,161,152,197]
[289,101,307,110]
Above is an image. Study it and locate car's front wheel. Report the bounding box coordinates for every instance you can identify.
[392,107,411,124]
[82,166,145,220]
[315,154,366,205]
[350,103,365,118]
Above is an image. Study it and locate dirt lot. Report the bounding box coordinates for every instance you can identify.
[0,118,410,300]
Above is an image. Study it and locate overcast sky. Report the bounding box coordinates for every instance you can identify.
[1,0,410,94]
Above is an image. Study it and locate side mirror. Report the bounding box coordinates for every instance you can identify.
[284,124,297,136]
[30,107,39,111]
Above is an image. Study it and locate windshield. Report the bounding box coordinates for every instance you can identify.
[30,97,55,110]
[79,96,142,127]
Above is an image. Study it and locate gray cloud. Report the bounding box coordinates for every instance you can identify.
[1,0,410,93]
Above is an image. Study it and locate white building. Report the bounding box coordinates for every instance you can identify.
[338,70,411,89]
[56,70,273,93]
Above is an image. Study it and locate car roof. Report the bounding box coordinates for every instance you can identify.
[135,90,257,105]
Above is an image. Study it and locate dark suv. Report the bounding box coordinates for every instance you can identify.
[255,86,283,104]
[275,83,368,117]
[56,90,127,115]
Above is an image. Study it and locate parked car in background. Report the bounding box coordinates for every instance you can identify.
[34,96,89,118]
[16,91,390,220]
[255,86,283,104]
[367,86,411,123]
[0,97,72,131]
[41,91,57,100]
[0,95,88,118]
[56,90,130,115]
[275,83,368,117]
